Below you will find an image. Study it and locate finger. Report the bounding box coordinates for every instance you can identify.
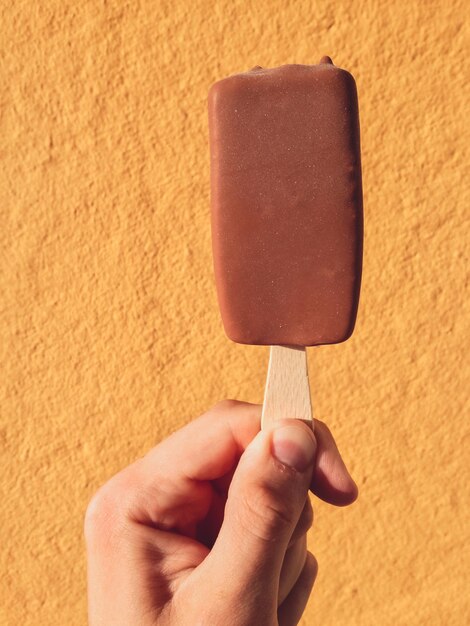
[200,448,314,551]
[199,458,313,551]
[311,419,358,506]
[126,400,262,527]
[279,535,307,605]
[204,420,316,599]
[145,400,261,481]
[288,497,313,548]
[278,552,318,626]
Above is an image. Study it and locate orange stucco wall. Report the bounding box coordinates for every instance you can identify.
[1,1,468,624]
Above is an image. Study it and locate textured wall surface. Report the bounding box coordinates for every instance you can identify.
[1,1,468,624]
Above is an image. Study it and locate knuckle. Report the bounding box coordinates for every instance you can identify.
[238,487,296,542]
[304,551,319,582]
[299,499,314,533]
[288,499,313,547]
[214,399,241,411]
[84,477,126,545]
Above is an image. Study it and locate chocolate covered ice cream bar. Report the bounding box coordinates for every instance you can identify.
[209,58,363,347]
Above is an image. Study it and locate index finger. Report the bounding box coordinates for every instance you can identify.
[127,400,261,526]
[143,399,261,480]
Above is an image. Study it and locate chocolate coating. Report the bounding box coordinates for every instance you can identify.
[209,60,363,346]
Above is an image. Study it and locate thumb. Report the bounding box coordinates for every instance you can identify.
[206,420,316,601]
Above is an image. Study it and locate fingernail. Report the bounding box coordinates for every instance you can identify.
[271,424,316,472]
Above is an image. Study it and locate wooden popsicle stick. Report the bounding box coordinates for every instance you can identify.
[261,346,313,430]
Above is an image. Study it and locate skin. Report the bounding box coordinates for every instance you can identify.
[85,401,358,625]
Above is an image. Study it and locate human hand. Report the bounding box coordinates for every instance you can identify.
[85,401,357,625]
